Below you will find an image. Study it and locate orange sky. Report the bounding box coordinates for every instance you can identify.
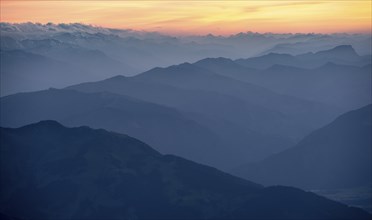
[1,1,371,35]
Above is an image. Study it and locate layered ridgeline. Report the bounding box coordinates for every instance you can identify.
[0,89,232,169]
[232,104,372,190]
[1,45,369,171]
[0,63,337,170]
[1,121,371,220]
[68,46,370,130]
[235,45,371,69]
[0,87,296,170]
[195,45,371,111]
[1,22,371,96]
[67,62,337,139]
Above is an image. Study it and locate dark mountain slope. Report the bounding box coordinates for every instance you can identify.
[0,89,229,168]
[0,121,370,220]
[232,104,372,190]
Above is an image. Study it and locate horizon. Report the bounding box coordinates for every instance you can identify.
[1,1,371,35]
[2,21,372,37]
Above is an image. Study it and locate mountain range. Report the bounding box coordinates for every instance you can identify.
[1,53,346,170]
[1,120,371,220]
[196,47,371,111]
[236,45,371,69]
[1,22,371,95]
[0,87,297,170]
[3,45,370,170]
[69,61,338,140]
[0,88,234,169]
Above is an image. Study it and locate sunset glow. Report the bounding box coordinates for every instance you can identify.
[1,0,371,35]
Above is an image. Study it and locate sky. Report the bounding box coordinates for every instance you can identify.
[1,0,371,35]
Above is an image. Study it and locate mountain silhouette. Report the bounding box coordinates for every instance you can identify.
[299,45,360,61]
[2,22,371,95]
[0,88,232,169]
[194,57,258,78]
[196,53,371,111]
[232,104,372,190]
[1,121,371,219]
[236,53,297,69]
[127,62,338,139]
[66,63,340,161]
[67,75,302,166]
[236,45,370,69]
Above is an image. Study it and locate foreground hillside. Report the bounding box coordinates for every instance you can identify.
[1,121,371,220]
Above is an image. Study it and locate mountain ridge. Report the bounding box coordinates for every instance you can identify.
[1,120,371,220]
[0,88,235,169]
[232,104,372,190]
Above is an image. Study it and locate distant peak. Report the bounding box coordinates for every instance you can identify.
[167,62,199,71]
[319,45,357,55]
[195,57,233,64]
[135,62,201,78]
[212,57,233,62]
[333,45,354,50]
[25,120,65,129]
[212,57,232,61]
[105,75,127,81]
[177,62,193,67]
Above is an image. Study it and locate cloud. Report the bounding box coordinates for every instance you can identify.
[1,0,370,35]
